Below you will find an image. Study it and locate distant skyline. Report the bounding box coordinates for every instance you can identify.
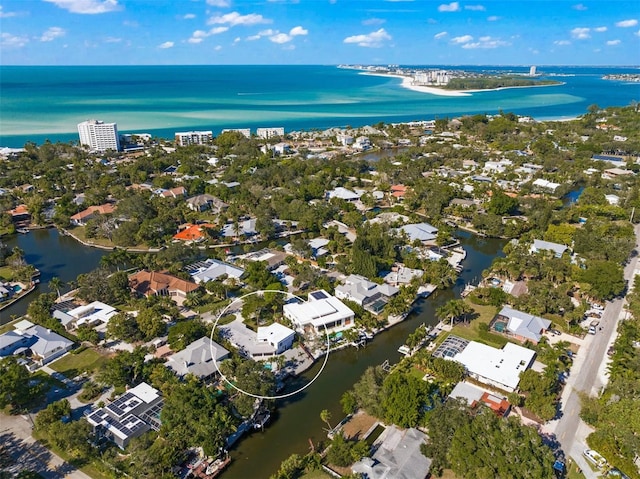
[1,0,639,66]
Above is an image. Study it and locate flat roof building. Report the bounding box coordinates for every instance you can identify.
[175,130,213,146]
[256,127,284,139]
[78,120,120,151]
[283,290,355,335]
[452,341,536,392]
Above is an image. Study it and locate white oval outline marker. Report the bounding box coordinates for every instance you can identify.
[210,289,331,400]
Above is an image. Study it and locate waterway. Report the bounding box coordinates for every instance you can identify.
[0,228,106,324]
[223,230,506,479]
[0,227,506,479]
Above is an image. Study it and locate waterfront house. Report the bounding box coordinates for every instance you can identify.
[283,290,355,335]
[494,306,551,344]
[0,330,34,357]
[185,194,228,213]
[61,301,118,330]
[452,340,536,392]
[395,222,438,243]
[221,218,257,238]
[219,320,295,360]
[335,274,399,312]
[129,270,199,304]
[382,265,424,286]
[165,337,230,379]
[8,204,30,223]
[529,239,568,258]
[243,249,288,271]
[70,203,116,226]
[87,382,162,449]
[172,223,215,242]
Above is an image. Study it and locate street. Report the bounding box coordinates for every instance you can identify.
[545,223,640,478]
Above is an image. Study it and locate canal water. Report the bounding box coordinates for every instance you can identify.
[0,228,506,479]
[224,230,506,479]
[0,228,106,324]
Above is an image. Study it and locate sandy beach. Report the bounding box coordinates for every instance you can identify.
[362,71,562,97]
[361,72,471,97]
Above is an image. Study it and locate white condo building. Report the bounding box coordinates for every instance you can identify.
[77,120,121,151]
[256,127,285,139]
[175,130,213,146]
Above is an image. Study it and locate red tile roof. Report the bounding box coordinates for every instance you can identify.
[129,270,199,297]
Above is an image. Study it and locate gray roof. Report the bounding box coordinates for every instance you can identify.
[186,258,245,283]
[352,426,431,479]
[499,306,552,343]
[166,337,229,378]
[221,218,257,237]
[531,239,567,257]
[0,330,32,351]
[336,275,399,303]
[396,223,438,242]
[23,325,74,359]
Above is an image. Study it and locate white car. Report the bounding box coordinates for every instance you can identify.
[588,326,597,335]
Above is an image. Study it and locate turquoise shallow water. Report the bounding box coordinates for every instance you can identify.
[1,65,639,147]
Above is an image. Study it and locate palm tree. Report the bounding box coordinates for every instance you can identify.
[49,276,63,299]
[320,409,333,432]
[436,299,470,327]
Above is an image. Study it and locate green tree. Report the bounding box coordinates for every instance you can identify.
[487,190,519,216]
[320,409,332,431]
[0,357,44,411]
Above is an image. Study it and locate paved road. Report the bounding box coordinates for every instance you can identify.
[547,223,640,477]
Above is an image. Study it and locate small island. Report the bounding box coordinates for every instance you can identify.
[339,64,562,95]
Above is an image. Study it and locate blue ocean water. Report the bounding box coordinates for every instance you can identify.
[1,65,639,147]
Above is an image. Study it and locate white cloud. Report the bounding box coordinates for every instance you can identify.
[438,2,459,12]
[636,29,640,37]
[571,27,590,39]
[289,26,308,36]
[233,37,241,43]
[554,40,571,45]
[343,28,391,48]
[487,15,500,21]
[572,3,587,10]
[207,0,230,6]
[451,34,473,44]
[188,26,229,43]
[104,36,121,43]
[594,26,607,32]
[462,36,509,49]
[183,13,196,20]
[270,33,292,44]
[464,5,485,11]
[208,11,270,27]
[0,5,19,17]
[606,39,621,45]
[1,32,29,47]
[616,19,638,28]
[434,31,448,39]
[43,0,120,14]
[214,45,222,51]
[362,18,386,26]
[158,41,174,49]
[40,27,66,42]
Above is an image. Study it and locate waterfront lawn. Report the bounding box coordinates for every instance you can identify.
[449,301,508,349]
[301,470,333,479]
[0,265,14,281]
[67,226,148,250]
[50,348,108,378]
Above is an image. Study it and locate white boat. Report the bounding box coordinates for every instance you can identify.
[397,345,411,356]
[583,449,607,469]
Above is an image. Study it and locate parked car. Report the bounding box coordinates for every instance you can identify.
[588,326,597,335]
[550,328,562,336]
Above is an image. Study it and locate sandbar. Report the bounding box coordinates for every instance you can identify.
[361,72,471,97]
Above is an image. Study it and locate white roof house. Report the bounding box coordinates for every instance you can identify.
[532,178,561,191]
[165,337,230,379]
[605,194,620,206]
[221,218,257,238]
[283,290,355,334]
[530,239,568,258]
[186,258,245,284]
[497,306,552,344]
[66,301,118,328]
[395,222,438,243]
[382,265,424,286]
[335,274,399,307]
[326,187,362,202]
[452,341,536,392]
[219,320,295,359]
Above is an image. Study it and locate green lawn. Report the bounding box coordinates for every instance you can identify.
[0,265,14,281]
[32,429,115,479]
[448,301,508,349]
[49,348,108,378]
[0,317,21,335]
[300,469,333,479]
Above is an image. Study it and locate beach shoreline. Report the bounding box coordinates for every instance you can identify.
[362,71,563,96]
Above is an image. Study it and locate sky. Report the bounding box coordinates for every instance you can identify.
[0,0,639,65]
